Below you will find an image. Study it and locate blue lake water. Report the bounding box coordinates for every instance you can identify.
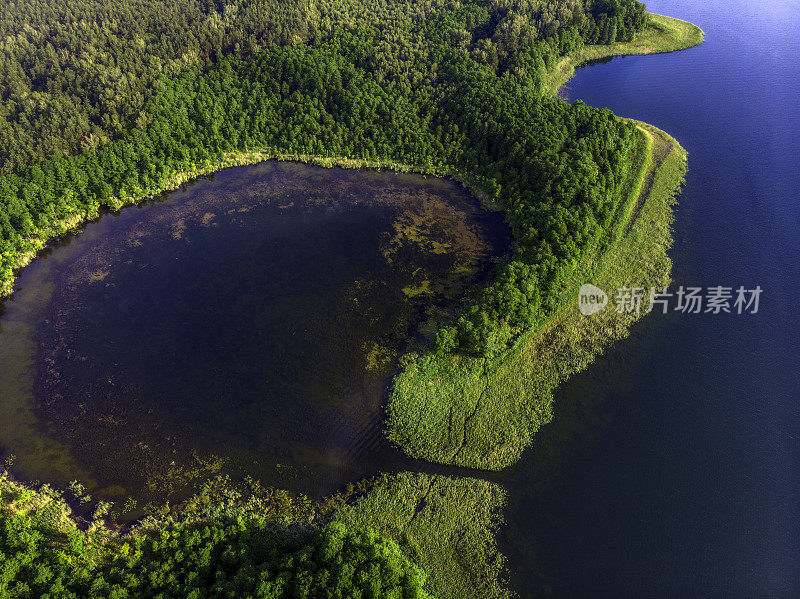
[501,0,800,596]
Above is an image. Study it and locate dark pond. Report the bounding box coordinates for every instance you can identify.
[500,0,800,596]
[0,161,509,506]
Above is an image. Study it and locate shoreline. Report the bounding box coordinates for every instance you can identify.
[546,13,705,95]
[0,151,498,299]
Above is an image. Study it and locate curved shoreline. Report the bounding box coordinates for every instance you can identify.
[0,151,498,299]
[546,14,706,95]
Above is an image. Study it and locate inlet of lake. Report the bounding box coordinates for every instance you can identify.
[1,0,798,595]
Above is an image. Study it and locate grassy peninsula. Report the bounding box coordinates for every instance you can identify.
[387,121,688,468]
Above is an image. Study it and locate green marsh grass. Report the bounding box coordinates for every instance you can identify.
[387,124,687,469]
[335,472,510,599]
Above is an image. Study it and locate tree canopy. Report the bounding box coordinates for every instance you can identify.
[0,0,649,355]
[1,508,433,599]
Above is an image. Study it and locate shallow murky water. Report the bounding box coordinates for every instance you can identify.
[0,161,509,507]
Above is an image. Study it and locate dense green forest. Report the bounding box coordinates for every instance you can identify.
[1,504,432,598]
[0,0,649,359]
[0,0,644,172]
[0,0,659,595]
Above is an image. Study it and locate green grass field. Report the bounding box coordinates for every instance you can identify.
[387,122,688,469]
[546,13,705,94]
[334,472,510,599]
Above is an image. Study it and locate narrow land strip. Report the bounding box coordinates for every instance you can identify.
[387,120,688,469]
